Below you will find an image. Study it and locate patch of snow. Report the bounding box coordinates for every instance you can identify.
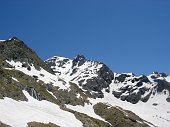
[99,81,170,127]
[66,103,107,123]
[47,90,57,99]
[67,80,170,127]
[12,77,19,82]
[76,93,81,98]
[0,90,83,127]
[0,40,6,42]
[5,60,70,90]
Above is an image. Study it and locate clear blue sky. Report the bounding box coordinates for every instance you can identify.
[0,0,170,75]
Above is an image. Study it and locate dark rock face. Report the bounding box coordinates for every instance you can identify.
[141,91,152,102]
[154,79,170,102]
[166,97,170,102]
[46,57,70,68]
[91,91,104,98]
[46,54,114,97]
[97,64,114,84]
[72,54,86,67]
[112,73,155,104]
[46,53,170,104]
[25,87,44,101]
[82,78,108,92]
[112,91,122,98]
[138,75,150,83]
[113,86,152,104]
[125,92,141,104]
[112,72,170,104]
[80,63,114,98]
[154,79,170,93]
[115,74,130,83]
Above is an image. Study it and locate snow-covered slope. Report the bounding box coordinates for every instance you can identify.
[45,55,111,85]
[5,60,70,90]
[0,37,170,127]
[46,55,170,127]
[46,55,114,98]
[0,90,82,127]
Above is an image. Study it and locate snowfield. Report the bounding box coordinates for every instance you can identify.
[5,60,70,90]
[0,90,83,127]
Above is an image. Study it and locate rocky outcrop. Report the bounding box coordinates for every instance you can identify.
[25,87,45,101]
[72,54,86,67]
[154,79,170,102]
[46,53,170,104]
[112,74,154,104]
[0,37,53,73]
[46,55,114,98]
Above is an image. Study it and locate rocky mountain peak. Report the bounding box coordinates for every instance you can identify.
[0,37,170,127]
[0,37,52,73]
[9,36,23,42]
[74,54,86,61]
[72,54,86,67]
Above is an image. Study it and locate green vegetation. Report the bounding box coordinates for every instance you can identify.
[0,38,52,73]
[47,82,91,106]
[0,67,57,104]
[74,112,111,127]
[0,67,26,100]
[93,103,149,127]
[0,122,11,127]
[27,122,60,127]
[61,107,111,127]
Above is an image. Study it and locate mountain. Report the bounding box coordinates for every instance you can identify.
[45,55,114,98]
[0,37,169,127]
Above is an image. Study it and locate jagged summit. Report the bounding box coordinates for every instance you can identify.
[0,37,170,127]
[0,37,52,73]
[74,54,86,60]
[46,54,114,97]
[72,54,86,67]
[0,36,23,42]
[9,37,23,42]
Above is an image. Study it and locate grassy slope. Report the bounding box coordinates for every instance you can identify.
[27,122,60,127]
[93,103,149,127]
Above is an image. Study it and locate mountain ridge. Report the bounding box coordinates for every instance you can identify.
[0,37,170,127]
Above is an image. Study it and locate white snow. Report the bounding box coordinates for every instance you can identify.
[2,59,170,127]
[12,77,19,82]
[5,60,70,90]
[0,90,83,127]
[47,90,57,99]
[46,56,73,76]
[0,40,5,42]
[46,57,103,86]
[100,82,170,127]
[67,103,107,122]
[67,80,170,127]
[76,93,81,98]
[165,75,170,82]
[47,57,170,127]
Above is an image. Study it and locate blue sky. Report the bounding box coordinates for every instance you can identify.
[0,0,170,75]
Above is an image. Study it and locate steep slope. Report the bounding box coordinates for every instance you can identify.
[46,55,170,127]
[0,37,169,127]
[0,37,52,73]
[0,38,111,127]
[45,55,114,98]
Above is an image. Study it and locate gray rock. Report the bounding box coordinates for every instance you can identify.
[25,87,44,101]
[72,54,86,67]
[166,97,170,102]
[115,74,130,83]
[112,90,123,98]
[126,92,141,104]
